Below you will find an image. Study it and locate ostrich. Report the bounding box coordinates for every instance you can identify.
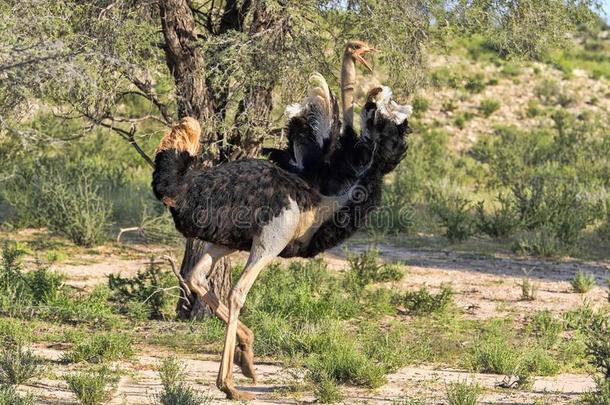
[152,49,412,400]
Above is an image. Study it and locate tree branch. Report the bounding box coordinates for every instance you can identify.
[128,76,174,124]
[83,113,156,168]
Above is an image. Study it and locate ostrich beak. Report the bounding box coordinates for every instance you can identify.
[353,47,378,73]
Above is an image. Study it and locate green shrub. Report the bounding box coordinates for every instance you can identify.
[344,249,403,293]
[305,328,386,389]
[431,67,462,88]
[535,78,562,105]
[582,315,610,404]
[582,378,610,405]
[430,190,475,242]
[446,381,480,405]
[368,186,414,235]
[475,194,521,238]
[27,266,66,305]
[313,374,343,403]
[501,63,521,77]
[0,319,32,348]
[412,96,430,116]
[62,333,133,364]
[465,74,486,93]
[394,285,453,315]
[518,270,538,301]
[0,242,32,315]
[529,311,563,349]
[391,128,452,204]
[0,386,35,405]
[469,322,520,375]
[108,258,177,320]
[526,100,543,117]
[65,367,119,405]
[513,228,564,257]
[478,98,500,117]
[39,286,121,327]
[0,345,43,385]
[571,271,596,293]
[156,356,209,405]
[2,159,115,246]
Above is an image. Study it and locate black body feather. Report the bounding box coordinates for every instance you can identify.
[152,84,410,258]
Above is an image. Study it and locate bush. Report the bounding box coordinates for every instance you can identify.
[570,270,597,294]
[475,194,521,238]
[529,310,562,349]
[313,374,343,403]
[571,271,596,293]
[108,259,177,320]
[430,189,475,242]
[478,98,500,117]
[65,367,119,405]
[62,333,133,364]
[412,96,430,116]
[156,356,209,405]
[470,328,520,375]
[367,185,414,235]
[0,386,35,405]
[465,74,486,93]
[526,100,543,117]
[582,315,610,404]
[518,270,538,301]
[2,159,115,246]
[0,345,43,385]
[394,285,453,315]
[344,249,403,293]
[446,381,481,405]
[471,113,609,254]
[513,228,564,257]
[431,67,462,88]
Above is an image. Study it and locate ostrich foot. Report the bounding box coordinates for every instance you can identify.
[219,381,255,401]
[234,344,257,383]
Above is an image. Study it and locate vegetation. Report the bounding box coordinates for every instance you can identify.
[571,271,597,293]
[156,356,209,405]
[446,381,481,405]
[0,1,608,402]
[65,367,119,405]
[61,332,133,364]
[0,345,42,385]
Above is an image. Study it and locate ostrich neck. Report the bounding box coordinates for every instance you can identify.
[341,52,356,129]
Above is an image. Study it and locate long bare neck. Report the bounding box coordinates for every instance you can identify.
[341,51,356,130]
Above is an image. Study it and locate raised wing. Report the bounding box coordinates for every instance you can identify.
[263,73,340,184]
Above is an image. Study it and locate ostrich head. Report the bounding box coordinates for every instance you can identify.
[344,40,377,73]
[341,40,377,129]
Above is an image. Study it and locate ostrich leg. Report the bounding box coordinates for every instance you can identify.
[184,243,257,382]
[217,203,300,400]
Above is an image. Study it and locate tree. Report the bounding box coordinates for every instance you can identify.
[0,0,601,317]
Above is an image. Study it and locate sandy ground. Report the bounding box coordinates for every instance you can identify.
[24,344,597,405]
[11,234,609,404]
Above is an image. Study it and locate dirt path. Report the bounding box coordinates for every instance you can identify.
[17,240,607,403]
[24,344,596,404]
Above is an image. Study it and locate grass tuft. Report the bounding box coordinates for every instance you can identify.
[0,386,35,405]
[571,271,596,293]
[0,345,43,385]
[446,380,481,405]
[156,356,209,405]
[62,333,133,364]
[394,285,453,315]
[65,367,119,405]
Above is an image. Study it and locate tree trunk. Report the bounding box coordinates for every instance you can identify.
[175,238,232,320]
[159,0,231,318]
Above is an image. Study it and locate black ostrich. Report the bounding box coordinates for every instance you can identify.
[151,51,412,401]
